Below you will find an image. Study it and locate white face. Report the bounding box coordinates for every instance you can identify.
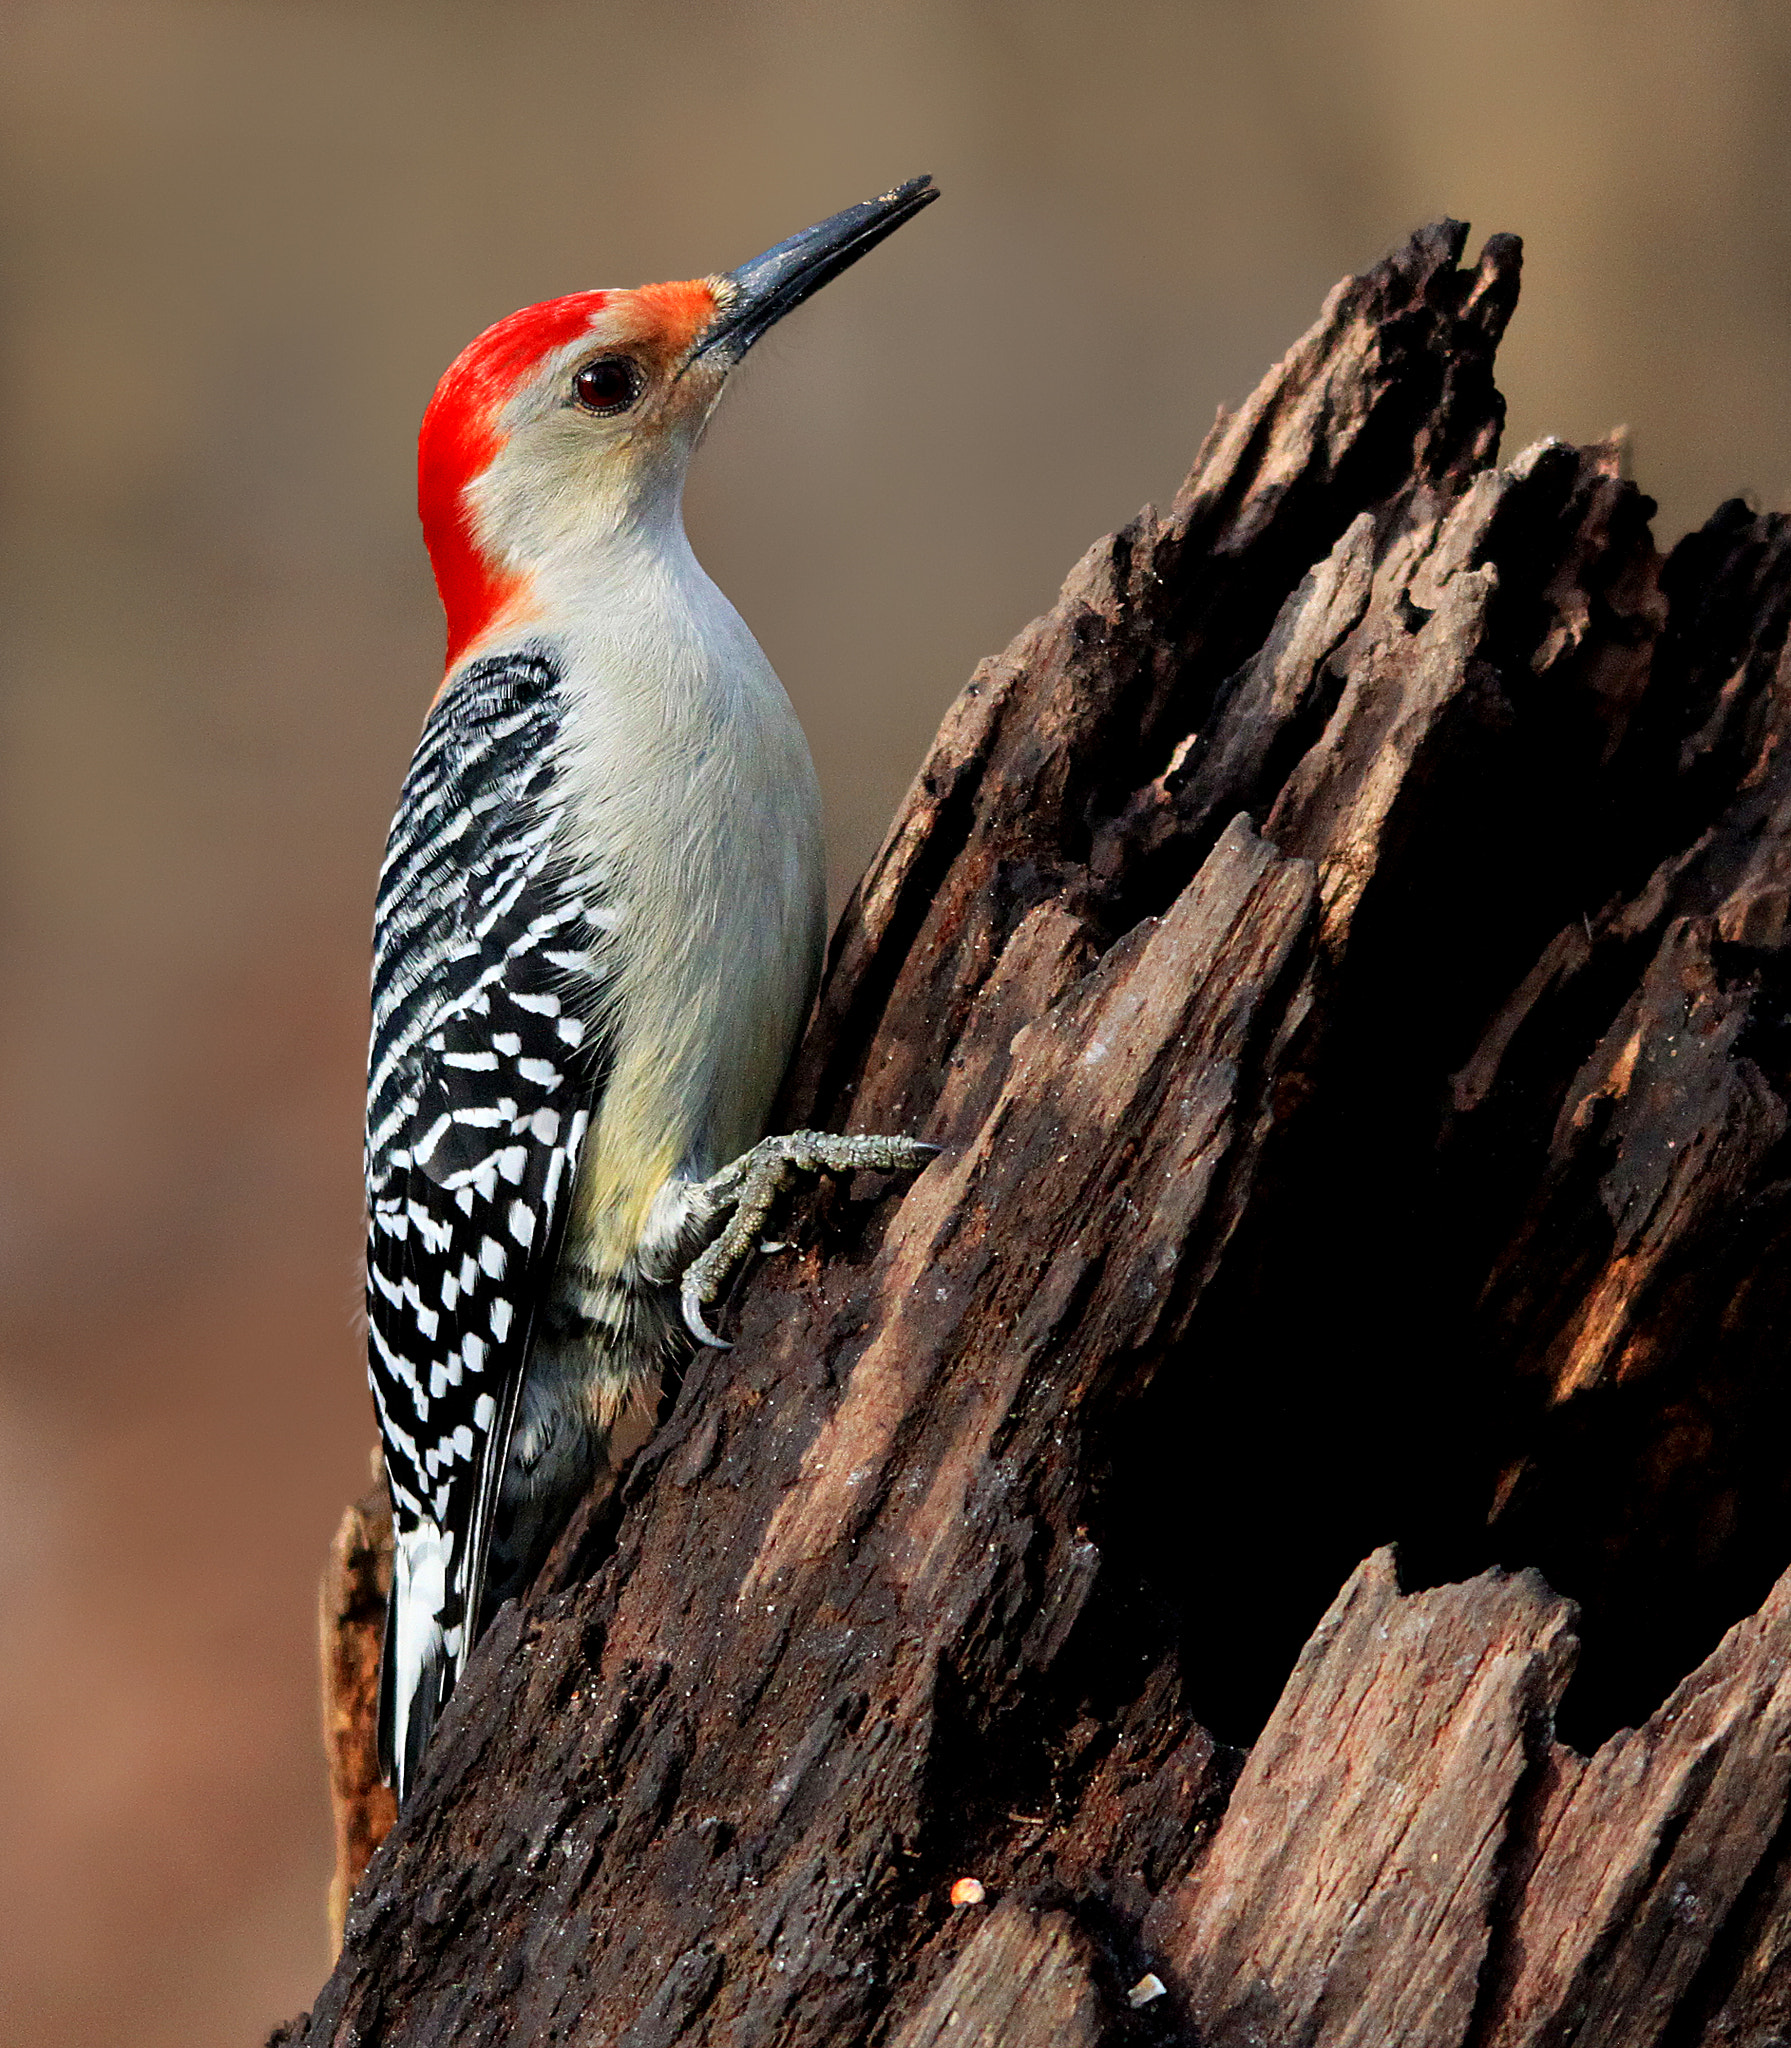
[469,284,733,570]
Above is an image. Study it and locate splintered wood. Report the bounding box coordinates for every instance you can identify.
[318,1482,397,1957]
[295,224,1791,2045]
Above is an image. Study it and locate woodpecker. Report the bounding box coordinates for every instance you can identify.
[366,179,939,1798]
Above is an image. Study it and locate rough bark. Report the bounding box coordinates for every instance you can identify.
[319,1479,397,1956]
[288,222,1791,2046]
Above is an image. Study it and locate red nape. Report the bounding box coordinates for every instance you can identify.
[418,292,611,670]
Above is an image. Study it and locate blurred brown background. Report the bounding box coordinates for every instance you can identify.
[2,1,1789,2040]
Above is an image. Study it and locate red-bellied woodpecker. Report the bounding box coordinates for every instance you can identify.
[366,179,939,1798]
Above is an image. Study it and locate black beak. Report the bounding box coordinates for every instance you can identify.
[689,175,939,367]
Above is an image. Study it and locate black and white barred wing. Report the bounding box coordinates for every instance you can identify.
[365,650,610,1791]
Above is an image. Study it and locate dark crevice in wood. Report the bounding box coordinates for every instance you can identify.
[1657,1801,1791,2048]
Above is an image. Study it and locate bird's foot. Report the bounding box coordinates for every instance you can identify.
[678,1130,936,1348]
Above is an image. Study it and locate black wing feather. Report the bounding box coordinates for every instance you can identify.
[365,647,611,1784]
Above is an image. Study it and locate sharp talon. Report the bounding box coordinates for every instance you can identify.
[682,1287,733,1350]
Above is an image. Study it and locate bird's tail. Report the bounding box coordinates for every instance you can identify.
[378,1522,452,1803]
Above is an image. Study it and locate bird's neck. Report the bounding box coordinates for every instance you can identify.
[537,486,700,611]
[533,499,720,668]
[449,473,714,686]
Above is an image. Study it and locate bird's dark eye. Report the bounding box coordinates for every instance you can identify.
[572,357,641,415]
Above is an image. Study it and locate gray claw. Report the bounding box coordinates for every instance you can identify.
[682,1279,733,1351]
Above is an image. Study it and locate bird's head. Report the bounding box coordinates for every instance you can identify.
[418,176,938,670]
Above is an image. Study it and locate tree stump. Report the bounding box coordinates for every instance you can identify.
[286,221,1791,2046]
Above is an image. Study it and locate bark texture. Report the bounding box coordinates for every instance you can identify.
[289,222,1791,2046]
[320,1481,398,1957]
